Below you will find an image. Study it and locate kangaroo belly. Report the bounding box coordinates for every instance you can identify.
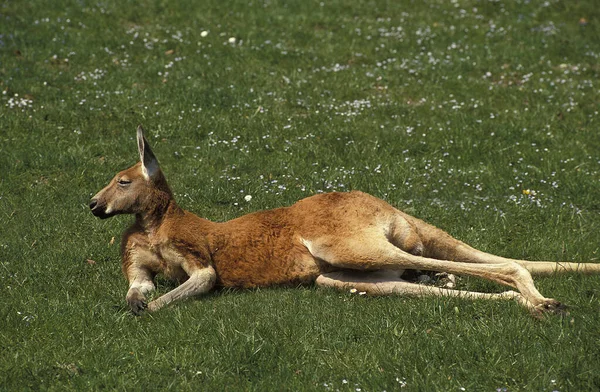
[211,237,324,288]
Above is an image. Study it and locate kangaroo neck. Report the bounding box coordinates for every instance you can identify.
[135,193,181,233]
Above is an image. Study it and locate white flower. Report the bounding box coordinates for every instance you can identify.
[228,37,236,44]
[244,195,252,202]
[200,31,208,37]
[349,288,358,293]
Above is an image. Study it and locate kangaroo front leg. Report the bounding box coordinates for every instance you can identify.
[123,243,160,315]
[126,266,156,315]
[147,266,216,312]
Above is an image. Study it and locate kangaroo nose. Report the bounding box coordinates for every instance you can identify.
[89,199,97,210]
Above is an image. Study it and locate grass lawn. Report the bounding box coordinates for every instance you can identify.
[2,0,600,390]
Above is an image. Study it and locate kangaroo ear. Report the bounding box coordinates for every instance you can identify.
[136,125,160,180]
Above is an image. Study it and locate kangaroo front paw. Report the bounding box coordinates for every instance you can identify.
[146,298,165,312]
[126,289,147,315]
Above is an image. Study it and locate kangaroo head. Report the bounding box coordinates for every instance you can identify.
[90,125,171,220]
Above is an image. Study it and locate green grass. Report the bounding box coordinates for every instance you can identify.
[2,0,600,390]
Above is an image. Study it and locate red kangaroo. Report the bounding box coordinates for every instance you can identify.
[89,125,600,316]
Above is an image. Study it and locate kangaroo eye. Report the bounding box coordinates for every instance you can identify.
[117,179,132,186]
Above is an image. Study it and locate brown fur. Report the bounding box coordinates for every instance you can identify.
[89,126,600,316]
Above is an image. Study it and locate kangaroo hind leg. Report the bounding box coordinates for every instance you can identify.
[316,270,527,306]
[306,233,564,314]
[399,213,600,276]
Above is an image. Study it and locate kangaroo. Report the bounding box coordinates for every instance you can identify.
[90,125,600,316]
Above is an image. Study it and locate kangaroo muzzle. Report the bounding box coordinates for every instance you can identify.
[89,198,113,219]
